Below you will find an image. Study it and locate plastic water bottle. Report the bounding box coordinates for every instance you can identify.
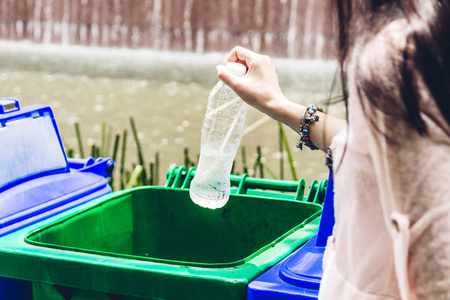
[190,62,247,209]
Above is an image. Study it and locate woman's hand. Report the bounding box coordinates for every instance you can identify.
[216,46,290,117]
[217,46,346,152]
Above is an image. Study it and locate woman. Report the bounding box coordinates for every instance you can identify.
[217,0,450,299]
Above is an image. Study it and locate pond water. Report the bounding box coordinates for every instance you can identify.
[0,41,344,189]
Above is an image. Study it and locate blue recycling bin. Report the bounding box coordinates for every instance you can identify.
[0,99,114,299]
[247,174,335,300]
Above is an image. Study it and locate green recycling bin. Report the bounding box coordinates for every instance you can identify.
[0,185,322,299]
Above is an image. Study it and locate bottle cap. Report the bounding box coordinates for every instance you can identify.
[225,62,247,77]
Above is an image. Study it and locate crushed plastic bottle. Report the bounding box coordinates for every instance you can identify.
[190,62,247,209]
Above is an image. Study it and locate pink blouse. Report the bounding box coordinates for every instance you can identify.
[318,20,450,300]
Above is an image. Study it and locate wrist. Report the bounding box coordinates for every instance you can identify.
[264,94,295,117]
[266,97,305,130]
[296,104,326,151]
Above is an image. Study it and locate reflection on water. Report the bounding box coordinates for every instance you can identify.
[0,41,344,187]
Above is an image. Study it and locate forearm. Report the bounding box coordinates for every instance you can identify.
[265,96,347,152]
[217,47,347,151]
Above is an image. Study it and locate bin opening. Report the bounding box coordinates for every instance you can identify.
[25,188,322,267]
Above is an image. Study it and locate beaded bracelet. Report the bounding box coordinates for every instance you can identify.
[296,104,326,150]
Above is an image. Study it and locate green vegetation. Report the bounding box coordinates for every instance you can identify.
[65,118,299,191]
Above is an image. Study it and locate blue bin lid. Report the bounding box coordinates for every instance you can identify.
[278,235,325,290]
[248,174,334,299]
[278,175,335,291]
[0,157,113,238]
[0,168,108,229]
[0,99,113,237]
[248,244,320,300]
[0,99,69,192]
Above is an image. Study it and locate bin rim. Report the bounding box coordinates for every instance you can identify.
[24,186,322,268]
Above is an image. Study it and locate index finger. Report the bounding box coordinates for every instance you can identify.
[223,46,256,67]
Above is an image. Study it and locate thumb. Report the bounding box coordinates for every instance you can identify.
[216,65,241,88]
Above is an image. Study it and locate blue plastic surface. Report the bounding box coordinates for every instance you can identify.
[0,102,69,192]
[0,101,114,238]
[248,237,320,300]
[0,160,112,300]
[0,165,112,238]
[279,235,325,291]
[68,157,115,178]
[248,173,335,300]
[315,175,335,247]
[0,100,114,300]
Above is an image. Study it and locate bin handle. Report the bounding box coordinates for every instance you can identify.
[237,173,249,194]
[165,164,180,187]
[165,165,327,204]
[172,165,188,188]
[181,168,196,189]
[306,180,319,203]
[294,179,306,201]
[312,179,328,205]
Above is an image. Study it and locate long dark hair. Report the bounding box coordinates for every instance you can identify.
[335,0,450,138]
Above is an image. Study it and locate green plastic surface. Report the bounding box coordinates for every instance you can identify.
[165,164,328,204]
[0,187,321,299]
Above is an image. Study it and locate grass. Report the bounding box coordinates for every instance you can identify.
[65,117,300,191]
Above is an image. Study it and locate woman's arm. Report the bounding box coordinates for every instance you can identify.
[217,46,346,152]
